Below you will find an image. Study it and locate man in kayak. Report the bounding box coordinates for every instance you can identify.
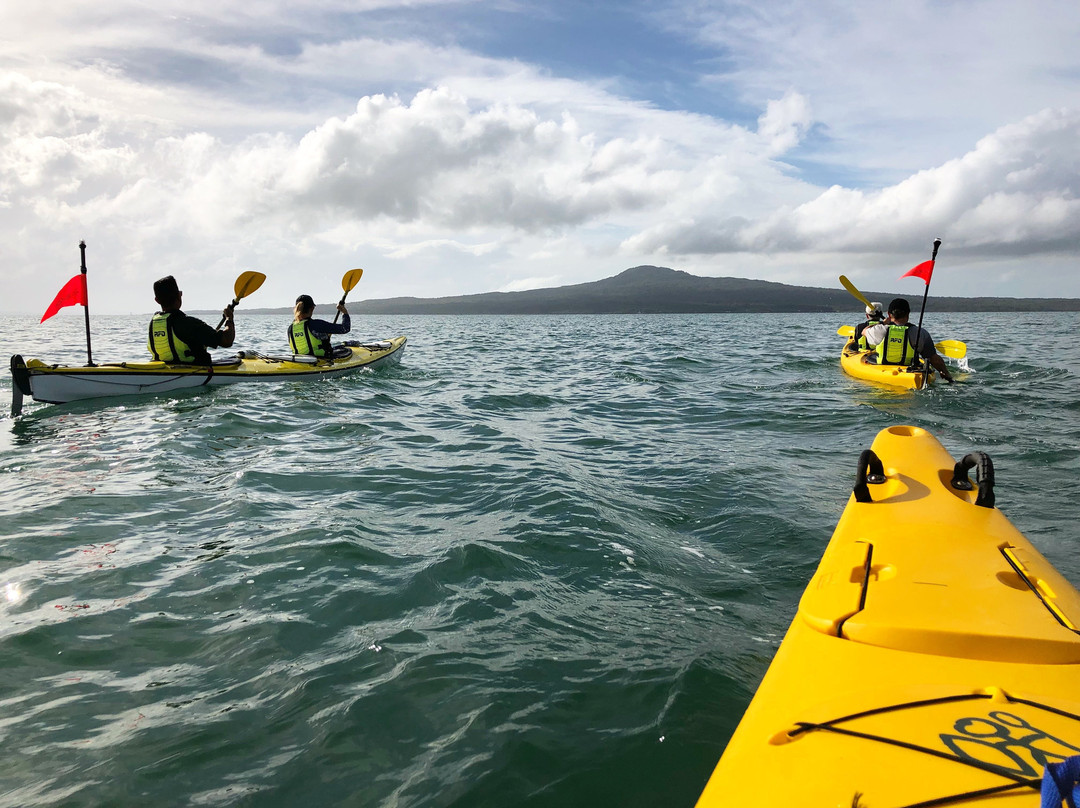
[864,298,954,383]
[289,294,351,358]
[853,301,884,348]
[148,276,235,364]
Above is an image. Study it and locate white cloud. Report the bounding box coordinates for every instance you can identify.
[671,0,1080,177]
[757,90,812,157]
[623,107,1080,261]
[2,0,1080,314]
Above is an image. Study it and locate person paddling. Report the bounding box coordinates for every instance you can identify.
[853,301,884,349]
[289,295,351,358]
[148,275,235,364]
[863,298,954,383]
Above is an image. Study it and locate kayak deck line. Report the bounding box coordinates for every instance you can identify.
[9,336,406,414]
[787,689,1079,781]
[696,425,1080,806]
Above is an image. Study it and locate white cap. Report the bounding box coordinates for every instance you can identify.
[866,302,883,317]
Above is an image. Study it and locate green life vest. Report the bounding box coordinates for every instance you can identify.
[288,320,330,357]
[875,324,914,365]
[148,312,196,363]
[856,319,883,350]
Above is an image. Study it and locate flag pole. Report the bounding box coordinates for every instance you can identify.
[913,238,940,338]
[908,238,940,382]
[79,240,95,366]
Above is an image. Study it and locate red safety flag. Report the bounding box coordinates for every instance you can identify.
[40,274,88,323]
[900,259,934,286]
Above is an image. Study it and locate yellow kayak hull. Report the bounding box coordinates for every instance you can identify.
[696,425,1080,806]
[841,338,933,390]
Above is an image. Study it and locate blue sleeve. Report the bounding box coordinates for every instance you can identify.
[308,314,350,335]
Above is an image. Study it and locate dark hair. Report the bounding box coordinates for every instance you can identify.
[295,294,315,310]
[154,275,180,303]
[888,297,911,316]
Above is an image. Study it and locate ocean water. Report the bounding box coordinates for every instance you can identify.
[1,311,1078,807]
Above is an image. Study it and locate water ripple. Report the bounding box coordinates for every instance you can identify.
[1,312,1078,806]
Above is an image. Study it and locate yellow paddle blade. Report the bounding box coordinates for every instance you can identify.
[839,275,873,310]
[936,340,967,359]
[342,268,364,293]
[837,325,855,337]
[233,271,266,302]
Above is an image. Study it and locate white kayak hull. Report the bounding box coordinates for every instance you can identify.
[10,337,406,410]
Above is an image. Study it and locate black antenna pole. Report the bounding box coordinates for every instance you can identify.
[914,238,940,337]
[909,238,940,387]
[79,241,95,366]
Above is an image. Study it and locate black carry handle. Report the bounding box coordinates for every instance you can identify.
[950,452,996,508]
[854,449,886,503]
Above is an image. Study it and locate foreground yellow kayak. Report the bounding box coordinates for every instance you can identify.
[841,337,934,390]
[697,425,1080,806]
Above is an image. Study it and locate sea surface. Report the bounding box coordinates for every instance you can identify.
[1,311,1078,807]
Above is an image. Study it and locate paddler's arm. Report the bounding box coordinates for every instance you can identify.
[928,352,954,383]
[915,327,953,383]
[334,305,351,334]
[217,304,236,348]
[311,309,351,334]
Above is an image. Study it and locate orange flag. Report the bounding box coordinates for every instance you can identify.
[40,274,88,322]
[900,260,934,286]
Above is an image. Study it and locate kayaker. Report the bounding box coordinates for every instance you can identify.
[289,294,351,358]
[864,298,954,383]
[853,301,884,348]
[148,276,235,364]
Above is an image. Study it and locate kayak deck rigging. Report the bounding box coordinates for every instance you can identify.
[696,425,1080,806]
[788,689,1080,806]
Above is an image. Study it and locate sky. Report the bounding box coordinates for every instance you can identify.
[2,0,1080,315]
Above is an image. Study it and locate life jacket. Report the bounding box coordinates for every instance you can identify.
[875,324,914,365]
[854,319,882,350]
[288,320,331,357]
[148,312,197,363]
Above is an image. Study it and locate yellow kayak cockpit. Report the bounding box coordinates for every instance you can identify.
[800,426,1080,664]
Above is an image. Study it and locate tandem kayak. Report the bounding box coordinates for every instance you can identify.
[696,425,1080,806]
[10,337,406,413]
[841,337,935,390]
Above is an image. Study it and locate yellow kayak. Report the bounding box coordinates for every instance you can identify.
[10,337,406,412]
[841,337,934,390]
[696,425,1080,806]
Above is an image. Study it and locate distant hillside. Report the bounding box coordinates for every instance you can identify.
[231,265,1080,316]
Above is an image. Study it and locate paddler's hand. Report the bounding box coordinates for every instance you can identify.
[218,304,236,348]
[336,302,348,316]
